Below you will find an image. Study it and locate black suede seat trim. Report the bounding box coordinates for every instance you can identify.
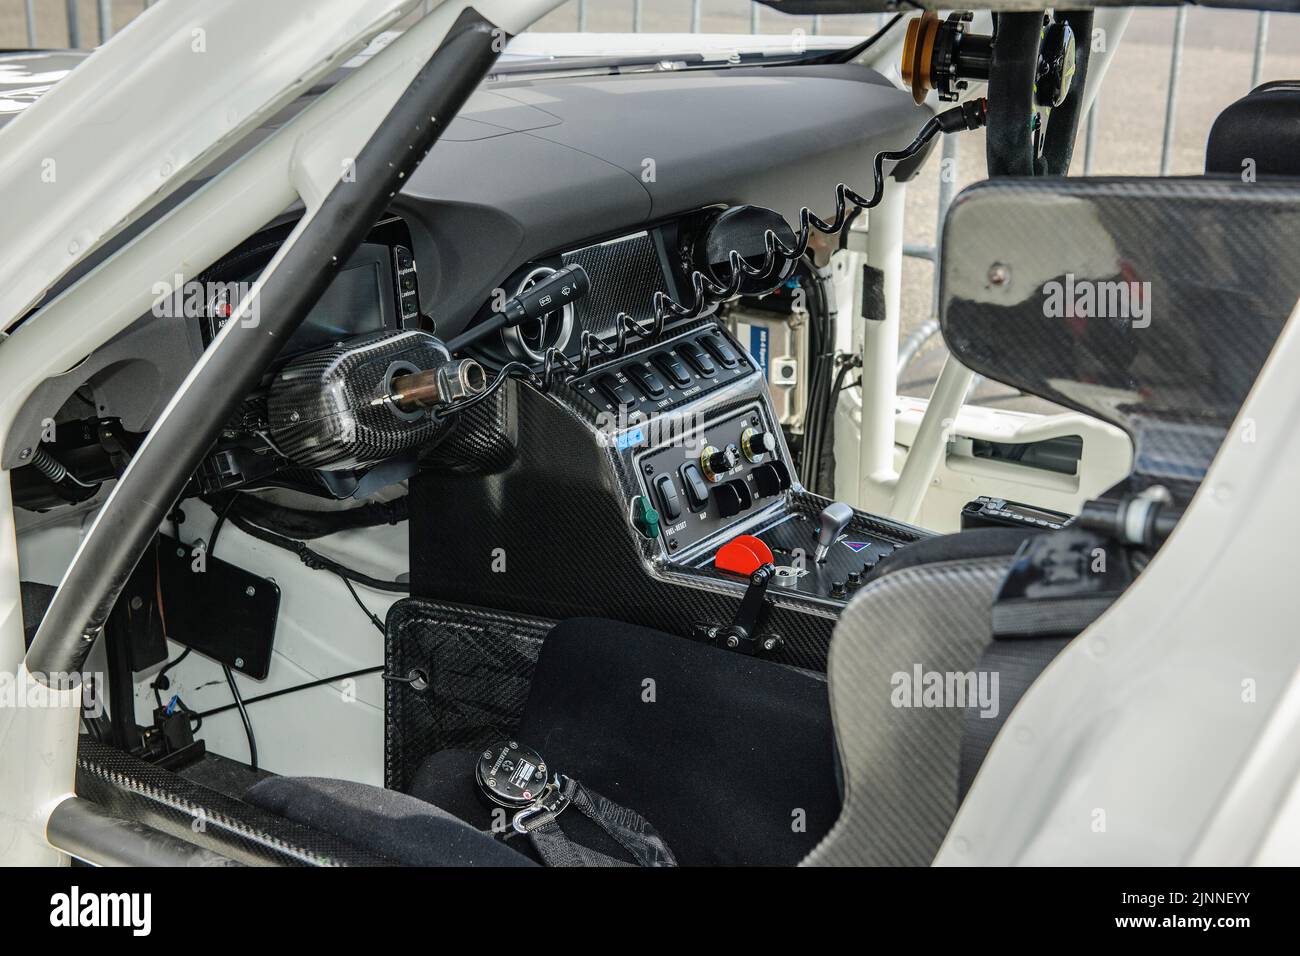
[244,776,535,867]
[507,617,839,866]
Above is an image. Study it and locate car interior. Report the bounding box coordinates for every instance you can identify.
[8,4,1300,866]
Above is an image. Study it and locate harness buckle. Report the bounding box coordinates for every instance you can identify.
[511,774,572,834]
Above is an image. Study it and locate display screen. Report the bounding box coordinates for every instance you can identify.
[283,250,392,355]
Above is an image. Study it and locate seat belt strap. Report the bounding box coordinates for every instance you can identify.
[517,775,677,867]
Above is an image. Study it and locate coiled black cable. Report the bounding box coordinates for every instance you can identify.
[535,100,986,391]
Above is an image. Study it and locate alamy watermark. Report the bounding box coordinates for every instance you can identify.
[0,670,103,717]
[891,664,1000,719]
[595,406,709,455]
[151,274,260,327]
[1042,272,1151,329]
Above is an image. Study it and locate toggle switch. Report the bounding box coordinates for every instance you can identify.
[677,340,717,377]
[680,462,710,510]
[700,444,739,482]
[653,474,682,522]
[751,461,792,499]
[653,351,693,389]
[625,361,666,399]
[700,332,740,369]
[598,373,637,407]
[712,479,753,519]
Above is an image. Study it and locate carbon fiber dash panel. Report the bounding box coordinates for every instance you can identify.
[562,231,666,340]
[409,325,927,672]
[384,600,554,793]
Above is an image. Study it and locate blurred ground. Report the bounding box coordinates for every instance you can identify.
[5,1,1297,410]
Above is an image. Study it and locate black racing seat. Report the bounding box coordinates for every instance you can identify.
[244,774,536,866]
[245,617,838,866]
[409,617,841,866]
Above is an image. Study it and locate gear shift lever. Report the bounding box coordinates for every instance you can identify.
[813,501,854,564]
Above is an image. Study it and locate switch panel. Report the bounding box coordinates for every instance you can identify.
[636,403,791,554]
[573,328,752,419]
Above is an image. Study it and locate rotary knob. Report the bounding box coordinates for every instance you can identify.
[700,444,739,482]
[740,426,775,462]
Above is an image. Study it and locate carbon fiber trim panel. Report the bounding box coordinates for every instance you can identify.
[942,177,1300,498]
[384,600,554,792]
[74,739,389,866]
[562,231,665,340]
[411,325,928,672]
[266,329,453,470]
[419,379,518,475]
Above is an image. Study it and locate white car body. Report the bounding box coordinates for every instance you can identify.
[0,0,1294,867]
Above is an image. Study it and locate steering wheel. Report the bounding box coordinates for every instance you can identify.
[985,11,1094,177]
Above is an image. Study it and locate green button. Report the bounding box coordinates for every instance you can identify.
[632,495,660,540]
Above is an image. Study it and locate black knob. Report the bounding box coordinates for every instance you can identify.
[830,580,847,598]
[701,444,739,482]
[847,571,863,588]
[740,426,775,462]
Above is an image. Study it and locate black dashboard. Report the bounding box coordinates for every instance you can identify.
[393,63,925,342]
[10,58,932,523]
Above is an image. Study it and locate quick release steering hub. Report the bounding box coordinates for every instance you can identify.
[902,11,992,105]
[902,10,1077,110]
[902,9,1088,177]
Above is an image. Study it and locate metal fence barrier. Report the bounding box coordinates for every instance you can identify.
[23,1,1275,325]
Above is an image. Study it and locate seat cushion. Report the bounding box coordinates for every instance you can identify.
[507,617,839,866]
[244,776,534,867]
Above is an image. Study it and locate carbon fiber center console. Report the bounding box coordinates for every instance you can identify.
[409,322,926,671]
